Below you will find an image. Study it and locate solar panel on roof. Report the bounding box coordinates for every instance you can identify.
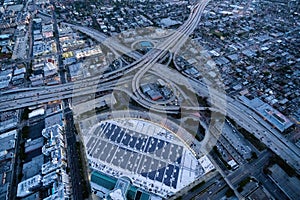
[122,134,130,145]
[115,131,124,143]
[156,167,165,182]
[172,166,180,188]
[148,171,156,180]
[128,137,137,148]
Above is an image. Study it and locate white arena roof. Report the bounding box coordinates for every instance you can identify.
[83,118,205,197]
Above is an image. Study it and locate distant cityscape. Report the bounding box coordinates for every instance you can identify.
[0,0,299,200]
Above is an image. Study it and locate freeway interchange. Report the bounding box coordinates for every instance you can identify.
[1,0,300,182]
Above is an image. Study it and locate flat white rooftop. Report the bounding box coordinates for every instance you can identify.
[84,119,204,198]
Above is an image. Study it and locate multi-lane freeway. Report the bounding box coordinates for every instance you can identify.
[1,0,300,182]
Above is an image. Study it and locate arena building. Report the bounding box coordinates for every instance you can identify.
[83,118,213,198]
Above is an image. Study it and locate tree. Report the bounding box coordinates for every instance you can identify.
[21,107,30,120]
[22,126,30,139]
[251,151,258,159]
[225,188,234,197]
